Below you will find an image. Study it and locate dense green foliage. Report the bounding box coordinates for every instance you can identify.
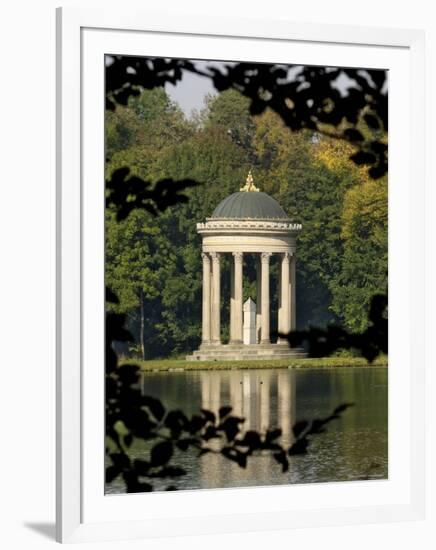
[105,87,387,359]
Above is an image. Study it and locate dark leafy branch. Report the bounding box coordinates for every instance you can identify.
[106,167,199,221]
[106,56,387,178]
[205,63,388,179]
[278,294,387,362]
[106,57,194,111]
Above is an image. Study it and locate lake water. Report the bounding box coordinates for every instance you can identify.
[106,367,387,493]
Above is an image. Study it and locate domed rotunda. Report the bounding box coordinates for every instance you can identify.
[189,172,305,361]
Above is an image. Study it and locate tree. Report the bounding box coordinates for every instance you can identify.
[105,208,177,359]
[205,89,256,158]
[330,177,388,332]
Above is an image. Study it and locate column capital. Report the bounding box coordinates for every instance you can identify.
[210,251,220,263]
[261,251,272,264]
[232,251,243,264]
[282,252,292,264]
[201,252,210,262]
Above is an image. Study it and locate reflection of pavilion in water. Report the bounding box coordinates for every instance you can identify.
[200,370,296,488]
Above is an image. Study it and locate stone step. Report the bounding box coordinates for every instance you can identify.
[187,353,306,361]
[194,347,302,354]
[187,346,307,361]
[198,344,301,348]
[199,345,296,352]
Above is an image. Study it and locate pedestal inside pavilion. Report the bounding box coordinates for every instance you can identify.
[188,172,306,361]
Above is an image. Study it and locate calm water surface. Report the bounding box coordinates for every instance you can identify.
[106,367,387,493]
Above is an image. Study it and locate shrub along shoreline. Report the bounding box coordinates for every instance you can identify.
[122,355,388,372]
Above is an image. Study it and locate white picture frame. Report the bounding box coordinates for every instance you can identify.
[56,6,426,543]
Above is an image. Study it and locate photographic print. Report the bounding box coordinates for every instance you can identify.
[105,56,388,494]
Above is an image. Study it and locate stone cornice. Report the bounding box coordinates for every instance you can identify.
[197,219,302,233]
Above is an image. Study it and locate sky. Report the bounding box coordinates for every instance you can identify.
[165,61,218,116]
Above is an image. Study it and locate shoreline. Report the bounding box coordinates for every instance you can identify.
[121,356,388,373]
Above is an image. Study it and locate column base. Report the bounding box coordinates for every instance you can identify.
[229,339,243,345]
[260,339,271,345]
[276,337,291,346]
[201,340,212,346]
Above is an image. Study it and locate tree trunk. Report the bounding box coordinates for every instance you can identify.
[139,289,145,360]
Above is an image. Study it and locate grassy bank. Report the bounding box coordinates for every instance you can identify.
[121,355,388,372]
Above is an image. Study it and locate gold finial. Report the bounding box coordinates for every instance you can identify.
[240,170,260,192]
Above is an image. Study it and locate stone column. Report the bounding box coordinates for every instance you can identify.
[290,253,296,330]
[256,255,262,343]
[230,252,243,344]
[201,252,211,344]
[210,252,221,344]
[260,252,272,344]
[278,252,291,344]
[230,258,235,341]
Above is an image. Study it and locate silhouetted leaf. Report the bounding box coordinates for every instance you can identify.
[350,151,377,165]
[308,419,327,434]
[219,406,232,419]
[219,416,244,442]
[201,409,216,424]
[364,113,380,129]
[133,459,150,475]
[203,425,219,441]
[187,414,207,435]
[126,481,153,493]
[273,450,289,472]
[292,420,308,438]
[238,430,261,450]
[143,396,165,421]
[150,441,173,466]
[123,433,133,448]
[221,447,247,468]
[334,403,354,414]
[105,465,121,483]
[198,448,211,457]
[265,428,282,442]
[344,128,364,142]
[176,438,197,451]
[149,466,186,478]
[288,438,309,455]
[164,410,188,436]
[109,452,130,469]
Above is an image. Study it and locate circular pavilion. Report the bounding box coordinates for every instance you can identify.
[189,172,305,361]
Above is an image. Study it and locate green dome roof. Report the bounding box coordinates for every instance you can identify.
[211,191,289,220]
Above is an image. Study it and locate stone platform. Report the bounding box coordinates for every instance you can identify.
[187,343,306,361]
